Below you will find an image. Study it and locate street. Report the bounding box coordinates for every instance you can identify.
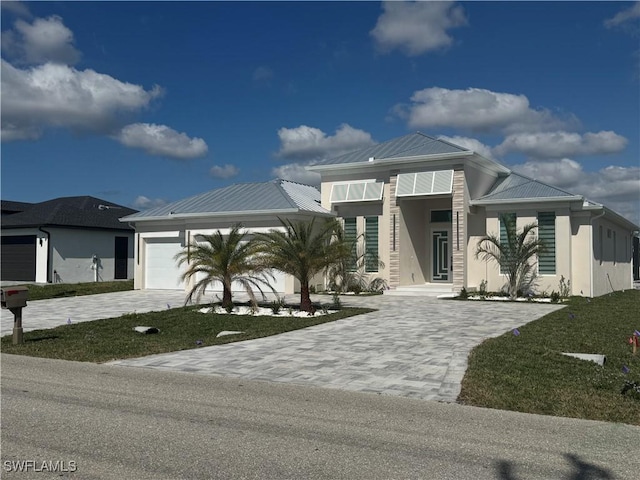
[1,354,638,479]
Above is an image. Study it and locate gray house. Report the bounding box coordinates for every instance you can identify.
[1,196,136,283]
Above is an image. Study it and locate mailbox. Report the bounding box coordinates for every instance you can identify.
[1,286,29,309]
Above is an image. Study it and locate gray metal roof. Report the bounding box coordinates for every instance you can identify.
[473,173,580,203]
[313,132,468,166]
[122,179,331,221]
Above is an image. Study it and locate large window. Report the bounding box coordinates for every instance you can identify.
[343,217,357,272]
[537,212,556,274]
[499,213,516,274]
[365,216,379,272]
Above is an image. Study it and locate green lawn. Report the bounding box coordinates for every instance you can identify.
[459,289,640,425]
[1,305,373,363]
[16,280,134,301]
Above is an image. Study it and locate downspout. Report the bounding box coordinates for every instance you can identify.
[38,227,52,283]
[589,209,606,298]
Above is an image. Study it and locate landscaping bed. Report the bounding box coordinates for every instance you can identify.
[459,289,640,425]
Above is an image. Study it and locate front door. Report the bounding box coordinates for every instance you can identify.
[114,236,128,280]
[432,230,450,282]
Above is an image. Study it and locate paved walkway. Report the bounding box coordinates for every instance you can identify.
[109,293,564,402]
[1,290,564,402]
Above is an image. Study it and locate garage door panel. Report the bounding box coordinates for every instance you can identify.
[145,241,185,290]
[1,235,36,281]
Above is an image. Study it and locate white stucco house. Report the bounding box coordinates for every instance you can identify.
[122,133,639,298]
[1,196,136,284]
[121,179,333,293]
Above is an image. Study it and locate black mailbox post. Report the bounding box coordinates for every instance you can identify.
[1,287,29,344]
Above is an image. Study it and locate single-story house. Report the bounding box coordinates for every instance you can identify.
[121,179,333,293]
[1,196,136,284]
[308,132,638,297]
[122,133,638,297]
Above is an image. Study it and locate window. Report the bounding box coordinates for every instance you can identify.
[431,210,452,223]
[537,212,556,274]
[499,213,516,274]
[343,217,357,272]
[365,217,379,272]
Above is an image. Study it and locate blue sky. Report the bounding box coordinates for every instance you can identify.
[2,1,639,224]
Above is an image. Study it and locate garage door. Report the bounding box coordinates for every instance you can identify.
[145,240,185,290]
[1,235,36,281]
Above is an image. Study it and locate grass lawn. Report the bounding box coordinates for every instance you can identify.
[459,289,640,426]
[16,280,134,301]
[1,305,373,363]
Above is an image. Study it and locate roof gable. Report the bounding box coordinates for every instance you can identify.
[475,173,579,202]
[313,132,468,166]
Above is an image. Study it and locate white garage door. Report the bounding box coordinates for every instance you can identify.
[145,240,185,290]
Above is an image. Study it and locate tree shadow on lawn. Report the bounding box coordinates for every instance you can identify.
[496,453,613,480]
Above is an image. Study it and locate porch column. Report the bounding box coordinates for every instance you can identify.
[451,169,466,293]
[389,173,400,288]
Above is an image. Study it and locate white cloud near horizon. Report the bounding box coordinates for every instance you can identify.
[115,123,208,159]
[132,195,168,210]
[495,131,628,158]
[271,162,321,186]
[397,87,578,134]
[209,163,240,179]
[276,124,376,161]
[370,1,467,56]
[512,158,640,225]
[1,15,81,65]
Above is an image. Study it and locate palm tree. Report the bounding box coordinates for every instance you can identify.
[475,214,546,299]
[254,218,350,312]
[175,224,275,309]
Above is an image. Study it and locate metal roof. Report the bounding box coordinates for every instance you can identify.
[122,179,331,221]
[312,132,468,166]
[1,196,136,230]
[473,173,580,203]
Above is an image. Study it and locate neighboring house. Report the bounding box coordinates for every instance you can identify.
[120,179,334,293]
[122,133,638,298]
[308,132,639,297]
[1,196,136,284]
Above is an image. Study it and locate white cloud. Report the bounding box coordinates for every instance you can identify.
[132,195,168,210]
[438,135,495,159]
[604,2,640,29]
[1,60,164,140]
[1,1,32,18]
[370,1,467,56]
[115,123,208,159]
[271,162,321,187]
[495,131,628,158]
[2,15,81,65]
[398,87,576,134]
[276,124,376,161]
[512,159,640,225]
[209,163,239,179]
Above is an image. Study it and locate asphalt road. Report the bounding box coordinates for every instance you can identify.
[1,354,638,480]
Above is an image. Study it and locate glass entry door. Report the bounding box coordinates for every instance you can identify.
[432,230,450,282]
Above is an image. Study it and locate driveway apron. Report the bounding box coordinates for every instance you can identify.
[106,294,564,402]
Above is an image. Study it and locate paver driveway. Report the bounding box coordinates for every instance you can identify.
[108,293,564,402]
